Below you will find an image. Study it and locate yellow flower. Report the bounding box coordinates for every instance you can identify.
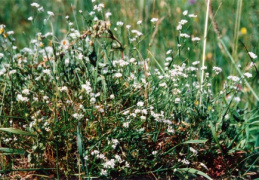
[208,106,212,111]
[240,27,247,35]
[0,27,4,34]
[40,42,44,48]
[195,100,199,106]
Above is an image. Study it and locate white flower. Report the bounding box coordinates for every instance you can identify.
[137,101,144,107]
[137,20,142,25]
[175,98,180,103]
[192,61,200,65]
[72,113,84,120]
[47,11,54,16]
[244,72,252,78]
[100,169,107,176]
[213,66,222,74]
[180,33,190,38]
[126,25,131,29]
[183,10,188,16]
[43,69,51,75]
[90,97,96,104]
[60,86,68,92]
[17,94,29,102]
[234,97,241,102]
[150,18,158,23]
[192,37,200,41]
[152,151,158,155]
[114,73,122,78]
[65,58,69,65]
[248,52,257,59]
[105,12,112,18]
[110,94,115,99]
[28,16,33,21]
[166,50,172,55]
[140,116,146,120]
[31,2,40,8]
[189,14,197,18]
[123,122,130,128]
[166,57,172,61]
[179,19,188,25]
[190,147,198,155]
[82,81,92,94]
[116,21,124,26]
[227,75,240,82]
[9,70,17,75]
[103,159,115,169]
[0,53,4,59]
[22,89,30,95]
[61,39,69,49]
[38,6,44,12]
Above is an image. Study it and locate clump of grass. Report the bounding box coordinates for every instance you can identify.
[0,1,258,179]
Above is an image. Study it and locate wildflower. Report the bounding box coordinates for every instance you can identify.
[137,101,144,107]
[140,116,146,120]
[114,73,122,78]
[100,169,107,176]
[190,147,198,155]
[105,12,112,18]
[183,10,188,16]
[126,25,131,29]
[60,86,68,92]
[28,16,33,21]
[0,53,4,59]
[110,94,115,99]
[17,94,29,102]
[116,21,124,26]
[103,159,115,169]
[47,11,54,16]
[7,31,14,35]
[61,39,69,49]
[180,33,190,38]
[167,126,175,133]
[234,97,241,102]
[38,6,44,12]
[166,57,172,61]
[248,52,257,59]
[72,113,84,120]
[90,97,96,104]
[240,27,247,35]
[137,20,142,25]
[31,2,40,8]
[189,14,197,18]
[192,61,200,65]
[150,18,158,23]
[227,75,240,82]
[212,66,222,74]
[22,89,30,95]
[123,122,130,128]
[152,151,158,155]
[179,19,188,25]
[192,37,200,41]
[9,69,17,75]
[244,72,252,78]
[84,155,88,160]
[175,98,180,103]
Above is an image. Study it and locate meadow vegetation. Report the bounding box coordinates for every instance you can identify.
[0,0,258,179]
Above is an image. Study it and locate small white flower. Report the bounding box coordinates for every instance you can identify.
[175,98,180,103]
[189,14,197,18]
[105,12,112,18]
[73,113,84,120]
[123,122,130,128]
[234,97,241,102]
[150,18,158,23]
[22,89,30,95]
[47,11,54,16]
[110,94,115,99]
[152,151,158,155]
[0,53,4,59]
[116,21,124,26]
[137,20,142,25]
[248,52,257,59]
[183,10,188,16]
[244,72,252,78]
[28,16,33,21]
[192,61,200,65]
[190,147,198,155]
[192,37,200,41]
[31,2,40,8]
[114,72,122,78]
[137,101,144,107]
[60,86,68,92]
[126,25,131,29]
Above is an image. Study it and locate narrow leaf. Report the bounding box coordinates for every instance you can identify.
[0,128,32,136]
[177,168,212,180]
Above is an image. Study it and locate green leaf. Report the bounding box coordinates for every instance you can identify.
[0,128,32,136]
[0,147,26,155]
[177,168,212,180]
[183,139,207,144]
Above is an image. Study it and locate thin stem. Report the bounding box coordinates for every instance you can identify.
[200,0,210,106]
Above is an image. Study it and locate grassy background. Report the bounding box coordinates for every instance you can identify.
[0,0,258,106]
